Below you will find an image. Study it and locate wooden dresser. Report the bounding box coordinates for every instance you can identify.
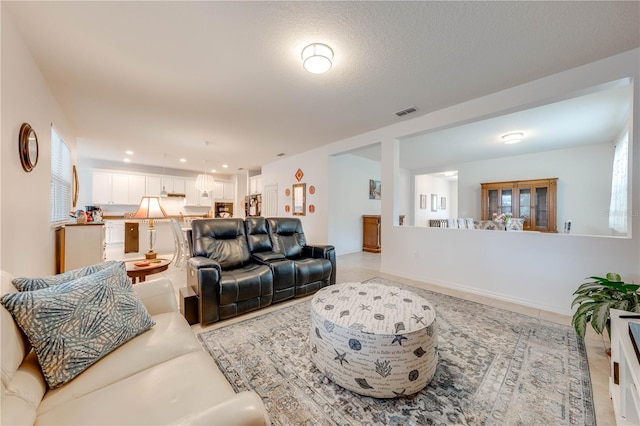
[362,215,381,253]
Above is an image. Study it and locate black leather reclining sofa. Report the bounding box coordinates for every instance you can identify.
[187,217,336,325]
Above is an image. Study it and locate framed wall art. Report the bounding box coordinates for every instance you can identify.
[420,194,427,209]
[431,194,438,212]
[440,197,446,210]
[369,179,381,200]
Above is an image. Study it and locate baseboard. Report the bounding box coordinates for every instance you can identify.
[379,266,573,317]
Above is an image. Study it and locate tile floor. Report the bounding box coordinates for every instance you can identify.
[110,248,615,425]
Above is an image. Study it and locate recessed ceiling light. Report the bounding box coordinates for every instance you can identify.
[210,169,216,173]
[125,150,134,155]
[222,164,228,168]
[502,132,524,144]
[179,158,187,163]
[123,158,131,163]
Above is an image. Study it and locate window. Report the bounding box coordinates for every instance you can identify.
[609,131,629,235]
[50,127,72,223]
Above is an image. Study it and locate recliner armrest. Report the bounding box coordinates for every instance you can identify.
[187,256,222,273]
[302,244,335,259]
[252,251,286,263]
[303,245,336,285]
[187,256,223,325]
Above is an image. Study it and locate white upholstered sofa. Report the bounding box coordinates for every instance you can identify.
[1,270,270,425]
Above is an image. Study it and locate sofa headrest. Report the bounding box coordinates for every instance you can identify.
[191,219,250,269]
[245,217,272,253]
[266,218,307,258]
[266,217,304,236]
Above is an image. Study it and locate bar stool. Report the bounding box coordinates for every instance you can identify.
[170,219,188,268]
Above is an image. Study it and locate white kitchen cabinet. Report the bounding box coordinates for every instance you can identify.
[105,220,125,245]
[92,171,112,205]
[129,175,146,204]
[62,224,106,272]
[111,174,130,204]
[185,179,210,206]
[160,177,186,195]
[185,179,198,205]
[92,171,148,205]
[249,175,262,195]
[172,178,186,194]
[147,176,163,196]
[214,180,235,200]
[224,182,235,200]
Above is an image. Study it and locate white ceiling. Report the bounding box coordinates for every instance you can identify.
[348,80,632,170]
[4,1,639,174]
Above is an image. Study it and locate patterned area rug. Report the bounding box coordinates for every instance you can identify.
[198,278,595,425]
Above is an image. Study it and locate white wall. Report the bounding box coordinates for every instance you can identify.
[414,175,452,226]
[327,153,381,254]
[451,142,614,235]
[397,168,411,226]
[260,49,640,315]
[1,9,78,275]
[411,142,614,235]
[261,149,331,246]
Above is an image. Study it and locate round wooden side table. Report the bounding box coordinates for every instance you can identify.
[125,258,170,284]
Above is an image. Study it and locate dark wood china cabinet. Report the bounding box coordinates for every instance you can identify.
[481,178,558,232]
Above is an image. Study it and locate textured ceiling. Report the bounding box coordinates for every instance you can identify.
[4,1,639,173]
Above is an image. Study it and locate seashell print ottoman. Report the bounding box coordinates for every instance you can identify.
[309,282,438,398]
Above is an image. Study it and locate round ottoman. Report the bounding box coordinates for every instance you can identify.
[309,282,437,398]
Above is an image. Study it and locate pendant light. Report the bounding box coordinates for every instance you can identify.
[159,153,168,197]
[194,142,215,197]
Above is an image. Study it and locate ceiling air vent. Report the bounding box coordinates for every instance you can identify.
[395,106,417,117]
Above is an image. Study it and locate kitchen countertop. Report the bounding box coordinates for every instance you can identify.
[102,215,208,220]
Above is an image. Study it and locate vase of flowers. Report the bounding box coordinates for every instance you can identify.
[493,212,513,230]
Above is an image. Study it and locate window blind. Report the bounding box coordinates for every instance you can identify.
[50,127,72,223]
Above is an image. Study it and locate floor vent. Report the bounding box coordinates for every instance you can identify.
[395,106,418,117]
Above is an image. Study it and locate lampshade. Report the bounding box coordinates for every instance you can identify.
[195,174,215,191]
[302,43,333,74]
[133,196,168,219]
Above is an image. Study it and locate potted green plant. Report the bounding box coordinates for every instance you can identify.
[571,273,640,339]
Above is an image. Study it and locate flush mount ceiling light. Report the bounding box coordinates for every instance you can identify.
[502,132,524,145]
[301,43,333,74]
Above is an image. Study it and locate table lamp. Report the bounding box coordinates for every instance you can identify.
[133,196,168,260]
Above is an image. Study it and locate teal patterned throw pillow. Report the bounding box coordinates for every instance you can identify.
[1,262,155,388]
[12,260,120,291]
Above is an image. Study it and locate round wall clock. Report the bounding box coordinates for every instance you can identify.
[19,123,39,172]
